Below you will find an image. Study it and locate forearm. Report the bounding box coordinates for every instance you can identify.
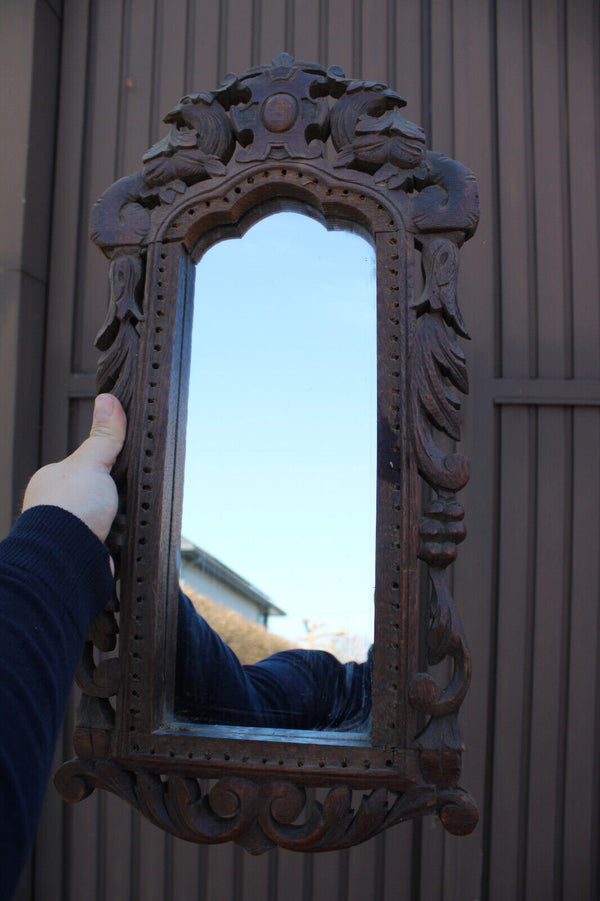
[175,591,261,723]
[0,506,114,901]
[175,592,372,730]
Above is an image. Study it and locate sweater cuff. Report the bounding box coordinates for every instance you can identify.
[1,506,115,642]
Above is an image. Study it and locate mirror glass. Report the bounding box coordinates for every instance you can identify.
[175,210,377,730]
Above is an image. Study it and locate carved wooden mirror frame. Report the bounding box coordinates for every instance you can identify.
[55,54,479,851]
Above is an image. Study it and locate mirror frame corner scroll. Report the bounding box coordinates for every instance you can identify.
[54,53,480,852]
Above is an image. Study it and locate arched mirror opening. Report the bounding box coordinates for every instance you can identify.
[175,210,377,732]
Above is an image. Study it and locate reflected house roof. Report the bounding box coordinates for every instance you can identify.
[180,537,285,624]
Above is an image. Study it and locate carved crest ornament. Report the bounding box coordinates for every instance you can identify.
[55,55,480,851]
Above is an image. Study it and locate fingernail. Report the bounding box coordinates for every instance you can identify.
[94,394,115,423]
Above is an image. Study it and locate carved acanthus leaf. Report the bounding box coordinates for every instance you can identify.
[409,309,470,492]
[140,93,233,195]
[331,83,426,186]
[409,565,472,755]
[96,256,144,349]
[423,566,469,666]
[413,315,467,438]
[353,107,426,172]
[95,254,145,415]
[95,320,139,411]
[412,236,469,338]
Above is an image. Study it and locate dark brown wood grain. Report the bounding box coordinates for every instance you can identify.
[54,52,479,851]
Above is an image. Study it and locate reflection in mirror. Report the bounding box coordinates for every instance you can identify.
[175,211,377,731]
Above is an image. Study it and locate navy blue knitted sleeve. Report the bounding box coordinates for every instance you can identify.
[175,591,371,731]
[0,506,114,901]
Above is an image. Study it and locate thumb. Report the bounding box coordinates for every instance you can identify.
[75,394,127,470]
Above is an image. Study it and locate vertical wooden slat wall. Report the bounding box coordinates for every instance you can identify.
[11,0,599,898]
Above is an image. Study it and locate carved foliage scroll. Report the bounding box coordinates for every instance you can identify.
[57,54,480,849]
[409,232,473,783]
[89,54,478,249]
[57,762,452,853]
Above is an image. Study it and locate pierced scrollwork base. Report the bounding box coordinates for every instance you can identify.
[55,761,477,852]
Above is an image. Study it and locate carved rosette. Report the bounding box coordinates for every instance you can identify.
[226,58,331,161]
[63,53,481,847]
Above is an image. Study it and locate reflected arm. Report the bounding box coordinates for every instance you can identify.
[175,591,371,730]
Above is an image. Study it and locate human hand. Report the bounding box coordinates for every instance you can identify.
[22,394,127,542]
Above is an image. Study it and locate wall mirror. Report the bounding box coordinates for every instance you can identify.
[176,211,376,730]
[55,54,480,851]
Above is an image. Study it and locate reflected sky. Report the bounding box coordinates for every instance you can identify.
[182,211,376,650]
